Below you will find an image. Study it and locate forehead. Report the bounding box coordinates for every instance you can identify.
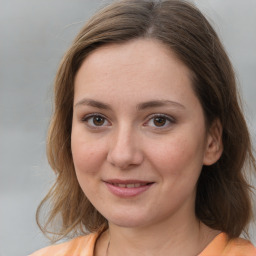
[74,39,197,109]
[78,39,191,75]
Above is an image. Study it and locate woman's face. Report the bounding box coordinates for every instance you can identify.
[71,39,215,229]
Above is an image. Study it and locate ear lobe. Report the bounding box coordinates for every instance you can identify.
[203,119,223,166]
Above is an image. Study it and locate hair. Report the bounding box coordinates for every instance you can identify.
[37,0,256,241]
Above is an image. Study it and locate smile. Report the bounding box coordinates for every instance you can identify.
[104,180,154,197]
[110,182,150,188]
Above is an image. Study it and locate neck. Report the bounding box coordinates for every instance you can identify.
[104,216,219,256]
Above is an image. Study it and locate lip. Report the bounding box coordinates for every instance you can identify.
[104,179,154,198]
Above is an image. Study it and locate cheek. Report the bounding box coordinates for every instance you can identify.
[71,131,106,175]
[71,135,108,201]
[146,135,205,177]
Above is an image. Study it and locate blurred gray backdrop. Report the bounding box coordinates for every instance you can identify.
[0,0,255,255]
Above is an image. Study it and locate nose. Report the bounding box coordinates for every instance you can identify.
[107,126,144,170]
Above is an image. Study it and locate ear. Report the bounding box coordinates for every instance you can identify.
[203,119,223,166]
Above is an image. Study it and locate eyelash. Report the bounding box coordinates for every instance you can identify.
[81,113,111,129]
[144,114,175,129]
[81,113,175,129]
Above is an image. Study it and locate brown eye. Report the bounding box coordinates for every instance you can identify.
[145,114,174,129]
[153,117,167,127]
[93,116,105,126]
[83,114,110,128]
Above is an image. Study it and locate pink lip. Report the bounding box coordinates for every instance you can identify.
[104,179,154,198]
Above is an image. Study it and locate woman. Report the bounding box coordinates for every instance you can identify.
[31,0,256,255]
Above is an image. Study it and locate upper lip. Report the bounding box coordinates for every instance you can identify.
[104,179,154,184]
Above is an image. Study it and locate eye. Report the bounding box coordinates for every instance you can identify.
[82,114,111,128]
[145,114,175,128]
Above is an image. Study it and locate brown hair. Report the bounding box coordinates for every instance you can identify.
[37,0,256,241]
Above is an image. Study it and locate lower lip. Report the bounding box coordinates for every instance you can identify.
[105,183,153,198]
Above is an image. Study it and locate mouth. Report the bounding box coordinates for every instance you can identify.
[108,182,153,188]
[104,179,155,197]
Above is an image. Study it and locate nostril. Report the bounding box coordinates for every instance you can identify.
[107,147,144,169]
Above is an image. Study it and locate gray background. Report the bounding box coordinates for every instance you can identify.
[0,0,255,255]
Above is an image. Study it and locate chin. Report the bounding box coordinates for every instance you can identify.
[106,212,153,229]
[110,220,146,229]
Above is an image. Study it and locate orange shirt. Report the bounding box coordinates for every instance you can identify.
[199,233,256,256]
[30,232,256,256]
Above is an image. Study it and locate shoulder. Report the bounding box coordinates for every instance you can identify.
[200,233,256,256]
[224,237,256,256]
[29,232,99,256]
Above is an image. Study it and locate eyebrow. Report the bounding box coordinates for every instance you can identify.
[74,98,185,110]
[74,98,112,110]
[137,100,185,110]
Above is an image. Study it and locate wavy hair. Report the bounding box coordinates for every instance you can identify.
[36,0,255,241]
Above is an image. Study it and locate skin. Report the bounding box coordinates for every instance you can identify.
[71,39,223,256]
